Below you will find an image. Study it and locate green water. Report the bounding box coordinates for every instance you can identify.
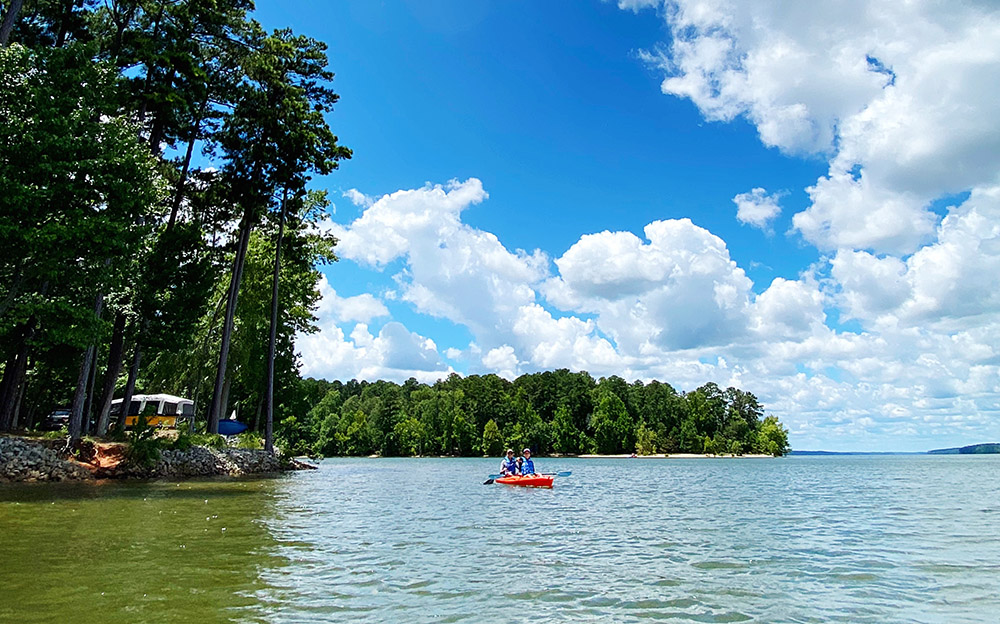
[2,455,999,623]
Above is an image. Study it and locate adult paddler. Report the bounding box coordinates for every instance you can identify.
[520,448,538,476]
[499,449,519,476]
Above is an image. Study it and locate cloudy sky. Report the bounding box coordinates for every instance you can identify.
[255,0,1000,452]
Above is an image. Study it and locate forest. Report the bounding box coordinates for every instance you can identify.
[285,373,790,458]
[0,1,789,458]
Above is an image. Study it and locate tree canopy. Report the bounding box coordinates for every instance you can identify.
[284,372,790,458]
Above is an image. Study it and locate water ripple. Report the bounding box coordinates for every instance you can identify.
[247,455,1000,623]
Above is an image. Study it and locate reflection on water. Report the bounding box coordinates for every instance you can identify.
[3,456,1000,623]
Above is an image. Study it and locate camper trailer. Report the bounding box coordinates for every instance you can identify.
[110,393,194,428]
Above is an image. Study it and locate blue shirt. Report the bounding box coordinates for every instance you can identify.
[521,457,535,475]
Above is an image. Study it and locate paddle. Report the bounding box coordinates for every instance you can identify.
[483,473,503,485]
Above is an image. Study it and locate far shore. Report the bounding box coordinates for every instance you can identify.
[574,453,775,459]
[361,453,778,459]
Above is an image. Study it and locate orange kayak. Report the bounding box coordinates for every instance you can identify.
[495,475,554,488]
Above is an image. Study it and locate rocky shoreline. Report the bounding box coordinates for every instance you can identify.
[0,436,315,483]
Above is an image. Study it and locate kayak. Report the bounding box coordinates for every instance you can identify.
[495,475,554,488]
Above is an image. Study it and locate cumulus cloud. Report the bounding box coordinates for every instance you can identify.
[733,187,783,231]
[326,178,549,350]
[298,320,453,384]
[313,275,389,324]
[831,186,1000,328]
[302,175,1000,449]
[545,219,753,351]
[637,0,1000,254]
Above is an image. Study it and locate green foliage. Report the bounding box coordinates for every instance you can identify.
[189,433,227,450]
[266,372,790,458]
[123,417,162,469]
[481,419,504,458]
[42,427,69,440]
[234,431,264,450]
[635,423,657,455]
[391,418,426,456]
[169,430,195,452]
[754,415,790,456]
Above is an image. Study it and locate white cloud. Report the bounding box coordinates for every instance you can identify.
[298,320,454,385]
[326,178,549,349]
[733,187,783,230]
[750,277,826,340]
[304,166,1000,450]
[343,188,374,208]
[829,186,1000,329]
[616,0,659,11]
[545,219,753,351]
[482,345,519,380]
[637,0,1000,254]
[313,275,389,324]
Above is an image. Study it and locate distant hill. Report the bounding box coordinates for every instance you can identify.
[788,450,919,456]
[928,443,1000,455]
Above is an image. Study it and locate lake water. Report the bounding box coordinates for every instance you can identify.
[1,455,999,623]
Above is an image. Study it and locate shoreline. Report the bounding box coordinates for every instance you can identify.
[574,453,775,459]
[0,435,312,484]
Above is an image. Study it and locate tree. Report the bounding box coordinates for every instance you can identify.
[0,43,161,436]
[590,391,631,454]
[208,24,350,436]
[635,422,657,455]
[392,418,426,457]
[755,415,790,456]
[481,419,504,458]
[551,404,583,454]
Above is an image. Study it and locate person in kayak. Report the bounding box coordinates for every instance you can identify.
[500,449,520,476]
[520,448,538,476]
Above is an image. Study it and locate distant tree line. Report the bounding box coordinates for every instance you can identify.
[280,372,791,458]
[0,0,349,451]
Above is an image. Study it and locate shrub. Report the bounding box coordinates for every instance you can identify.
[234,431,263,450]
[42,426,68,440]
[124,416,163,469]
[189,433,227,450]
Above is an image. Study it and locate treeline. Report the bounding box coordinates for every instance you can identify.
[0,0,348,450]
[280,372,791,458]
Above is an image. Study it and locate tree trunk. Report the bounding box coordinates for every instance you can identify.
[0,321,32,431]
[82,342,100,435]
[11,373,26,430]
[96,312,127,435]
[0,0,25,46]
[207,206,253,434]
[115,331,143,432]
[69,291,105,440]
[55,0,75,48]
[167,96,210,231]
[264,197,287,454]
[68,344,96,440]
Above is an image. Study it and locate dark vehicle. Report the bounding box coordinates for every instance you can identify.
[41,408,71,431]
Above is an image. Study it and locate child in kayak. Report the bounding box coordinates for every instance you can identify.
[520,448,537,476]
[500,449,520,476]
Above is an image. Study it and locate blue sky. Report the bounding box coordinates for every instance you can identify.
[255,1,1000,452]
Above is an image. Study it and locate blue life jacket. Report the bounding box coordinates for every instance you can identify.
[500,456,519,474]
[521,457,535,474]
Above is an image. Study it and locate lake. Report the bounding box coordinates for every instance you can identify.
[1,455,999,623]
